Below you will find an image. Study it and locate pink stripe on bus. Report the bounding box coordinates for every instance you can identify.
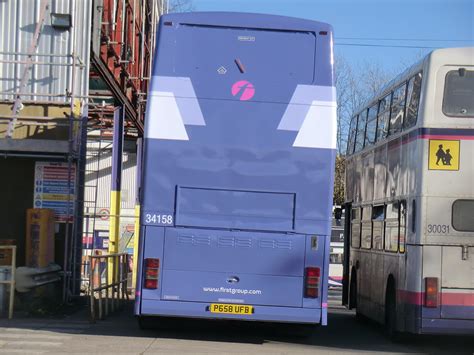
[398,290,474,306]
[420,134,474,140]
[442,292,474,306]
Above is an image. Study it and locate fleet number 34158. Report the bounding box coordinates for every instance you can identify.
[145,214,173,225]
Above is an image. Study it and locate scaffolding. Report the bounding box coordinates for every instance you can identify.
[0,52,87,301]
[80,0,164,296]
[0,0,165,308]
[0,0,90,302]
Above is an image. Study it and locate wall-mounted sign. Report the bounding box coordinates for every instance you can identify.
[34,162,75,223]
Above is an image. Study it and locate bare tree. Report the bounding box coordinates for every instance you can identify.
[333,56,392,204]
[167,0,194,13]
[335,56,392,154]
[360,60,393,97]
[334,57,353,155]
[333,155,346,206]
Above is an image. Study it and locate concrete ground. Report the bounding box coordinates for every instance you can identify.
[0,292,472,354]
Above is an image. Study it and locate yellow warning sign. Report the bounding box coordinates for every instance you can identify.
[428,140,460,171]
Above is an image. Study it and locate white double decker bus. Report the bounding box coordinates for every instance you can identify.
[342,47,473,336]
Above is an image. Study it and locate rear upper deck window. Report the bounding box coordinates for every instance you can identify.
[443,69,474,118]
[355,111,367,153]
[404,72,422,128]
[389,83,407,135]
[452,199,474,232]
[376,94,391,141]
[347,116,357,155]
[364,103,378,147]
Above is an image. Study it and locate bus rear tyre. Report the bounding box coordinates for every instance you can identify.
[349,273,357,310]
[293,324,317,338]
[385,288,401,341]
[138,316,154,330]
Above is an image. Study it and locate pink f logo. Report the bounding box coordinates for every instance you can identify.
[231,80,255,101]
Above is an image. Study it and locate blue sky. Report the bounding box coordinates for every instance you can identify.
[193,0,474,76]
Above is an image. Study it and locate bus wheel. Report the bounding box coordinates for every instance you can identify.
[349,272,357,310]
[385,285,399,341]
[293,323,318,338]
[138,316,152,329]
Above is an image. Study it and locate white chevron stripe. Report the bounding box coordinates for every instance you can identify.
[293,100,337,149]
[145,92,189,141]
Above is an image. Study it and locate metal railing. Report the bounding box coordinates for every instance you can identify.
[89,253,129,321]
[0,246,16,319]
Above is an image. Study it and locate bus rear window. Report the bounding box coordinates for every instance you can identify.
[443,69,474,117]
[452,200,474,232]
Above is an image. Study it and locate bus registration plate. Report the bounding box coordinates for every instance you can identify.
[209,303,253,315]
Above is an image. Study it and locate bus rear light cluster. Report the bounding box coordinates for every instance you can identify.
[304,267,320,298]
[144,258,160,289]
[424,277,439,308]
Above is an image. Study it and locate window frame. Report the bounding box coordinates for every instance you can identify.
[384,201,400,253]
[372,204,385,250]
[360,205,373,249]
[364,103,378,147]
[452,199,474,232]
[355,110,368,153]
[376,93,392,142]
[347,115,358,155]
[388,82,408,136]
[404,72,422,129]
[442,69,474,118]
[351,207,361,248]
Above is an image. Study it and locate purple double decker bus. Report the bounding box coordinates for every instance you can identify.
[135,12,337,329]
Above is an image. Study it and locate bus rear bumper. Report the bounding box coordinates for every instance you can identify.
[421,318,474,335]
[139,299,323,325]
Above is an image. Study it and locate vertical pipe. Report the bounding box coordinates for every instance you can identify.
[105,257,109,317]
[112,0,117,30]
[89,256,95,322]
[108,107,124,281]
[132,138,142,289]
[149,0,157,76]
[121,0,126,59]
[98,264,103,319]
[132,0,136,64]
[9,246,16,320]
[140,1,145,80]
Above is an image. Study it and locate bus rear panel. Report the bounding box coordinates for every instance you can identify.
[136,12,337,326]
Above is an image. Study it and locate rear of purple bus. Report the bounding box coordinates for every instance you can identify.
[135,12,337,327]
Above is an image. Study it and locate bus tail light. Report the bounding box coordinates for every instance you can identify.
[305,267,320,298]
[144,258,159,289]
[424,277,438,308]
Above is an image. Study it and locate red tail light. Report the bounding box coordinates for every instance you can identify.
[424,277,438,308]
[305,267,320,298]
[144,258,159,289]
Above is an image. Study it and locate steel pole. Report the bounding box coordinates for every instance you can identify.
[108,107,124,281]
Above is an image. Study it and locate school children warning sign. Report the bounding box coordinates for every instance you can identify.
[428,140,460,171]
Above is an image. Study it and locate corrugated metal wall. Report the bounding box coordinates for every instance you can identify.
[84,140,137,212]
[0,0,91,105]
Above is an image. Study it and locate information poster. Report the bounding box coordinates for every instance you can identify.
[34,162,75,223]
